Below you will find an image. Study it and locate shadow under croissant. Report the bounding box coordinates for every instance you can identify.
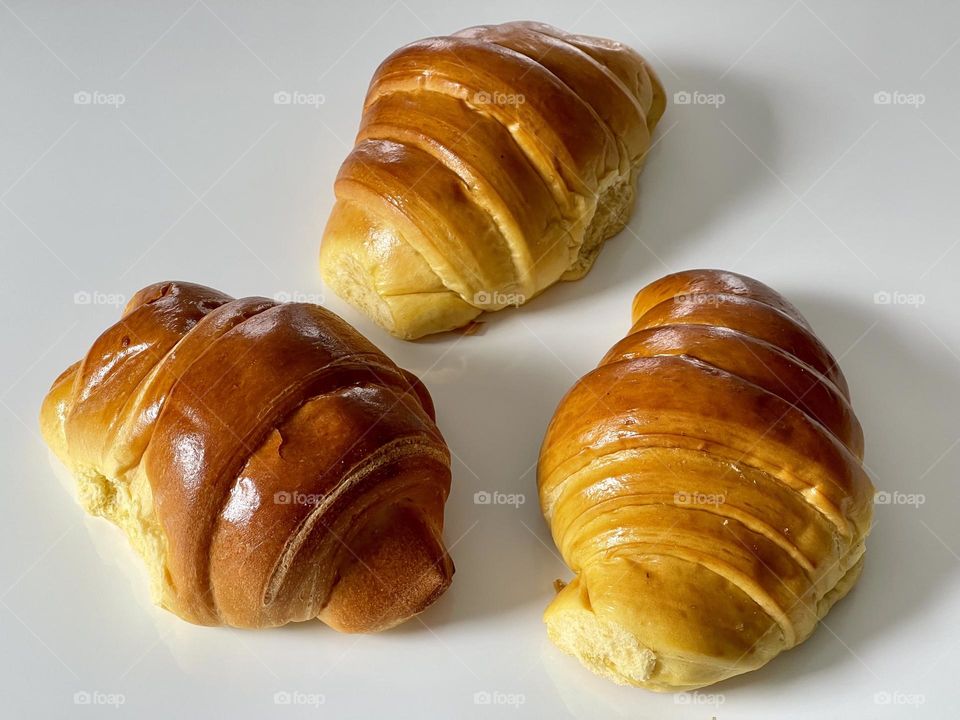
[528,294,959,711]
[710,293,960,694]
[319,62,779,346]
[386,344,578,633]
[413,61,781,338]
[391,63,784,634]
[42,332,570,638]
[345,65,784,633]
[265,338,580,634]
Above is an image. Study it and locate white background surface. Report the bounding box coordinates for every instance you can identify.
[2,1,959,717]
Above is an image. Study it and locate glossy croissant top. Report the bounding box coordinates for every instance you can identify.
[40,282,453,631]
[539,269,873,690]
[320,21,665,338]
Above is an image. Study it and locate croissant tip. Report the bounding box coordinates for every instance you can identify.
[318,504,454,633]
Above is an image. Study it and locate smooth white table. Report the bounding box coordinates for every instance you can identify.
[2,1,958,717]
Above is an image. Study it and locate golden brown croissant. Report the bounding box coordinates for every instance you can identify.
[320,21,666,339]
[538,269,873,690]
[40,281,453,631]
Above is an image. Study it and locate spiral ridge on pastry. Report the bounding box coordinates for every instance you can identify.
[40,281,453,630]
[320,21,666,338]
[538,269,873,690]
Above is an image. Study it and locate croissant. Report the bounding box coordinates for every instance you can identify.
[320,21,665,339]
[538,269,874,690]
[39,281,453,631]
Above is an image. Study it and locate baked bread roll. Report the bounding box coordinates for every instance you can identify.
[538,269,873,690]
[320,21,665,339]
[40,282,453,631]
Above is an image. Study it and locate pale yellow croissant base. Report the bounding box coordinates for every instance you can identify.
[41,370,169,605]
[321,171,639,340]
[536,269,873,690]
[544,549,865,692]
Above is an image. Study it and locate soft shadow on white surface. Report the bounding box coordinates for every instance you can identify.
[472,62,781,335]
[8,2,960,714]
[526,293,960,719]
[42,290,957,717]
[717,294,960,698]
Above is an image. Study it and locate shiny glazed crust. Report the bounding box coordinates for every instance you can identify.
[538,269,873,690]
[40,282,453,630]
[320,21,666,339]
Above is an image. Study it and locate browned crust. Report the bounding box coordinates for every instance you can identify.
[320,21,665,339]
[538,269,873,688]
[40,281,454,630]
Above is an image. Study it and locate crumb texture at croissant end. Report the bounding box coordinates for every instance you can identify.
[542,566,779,692]
[545,576,658,688]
